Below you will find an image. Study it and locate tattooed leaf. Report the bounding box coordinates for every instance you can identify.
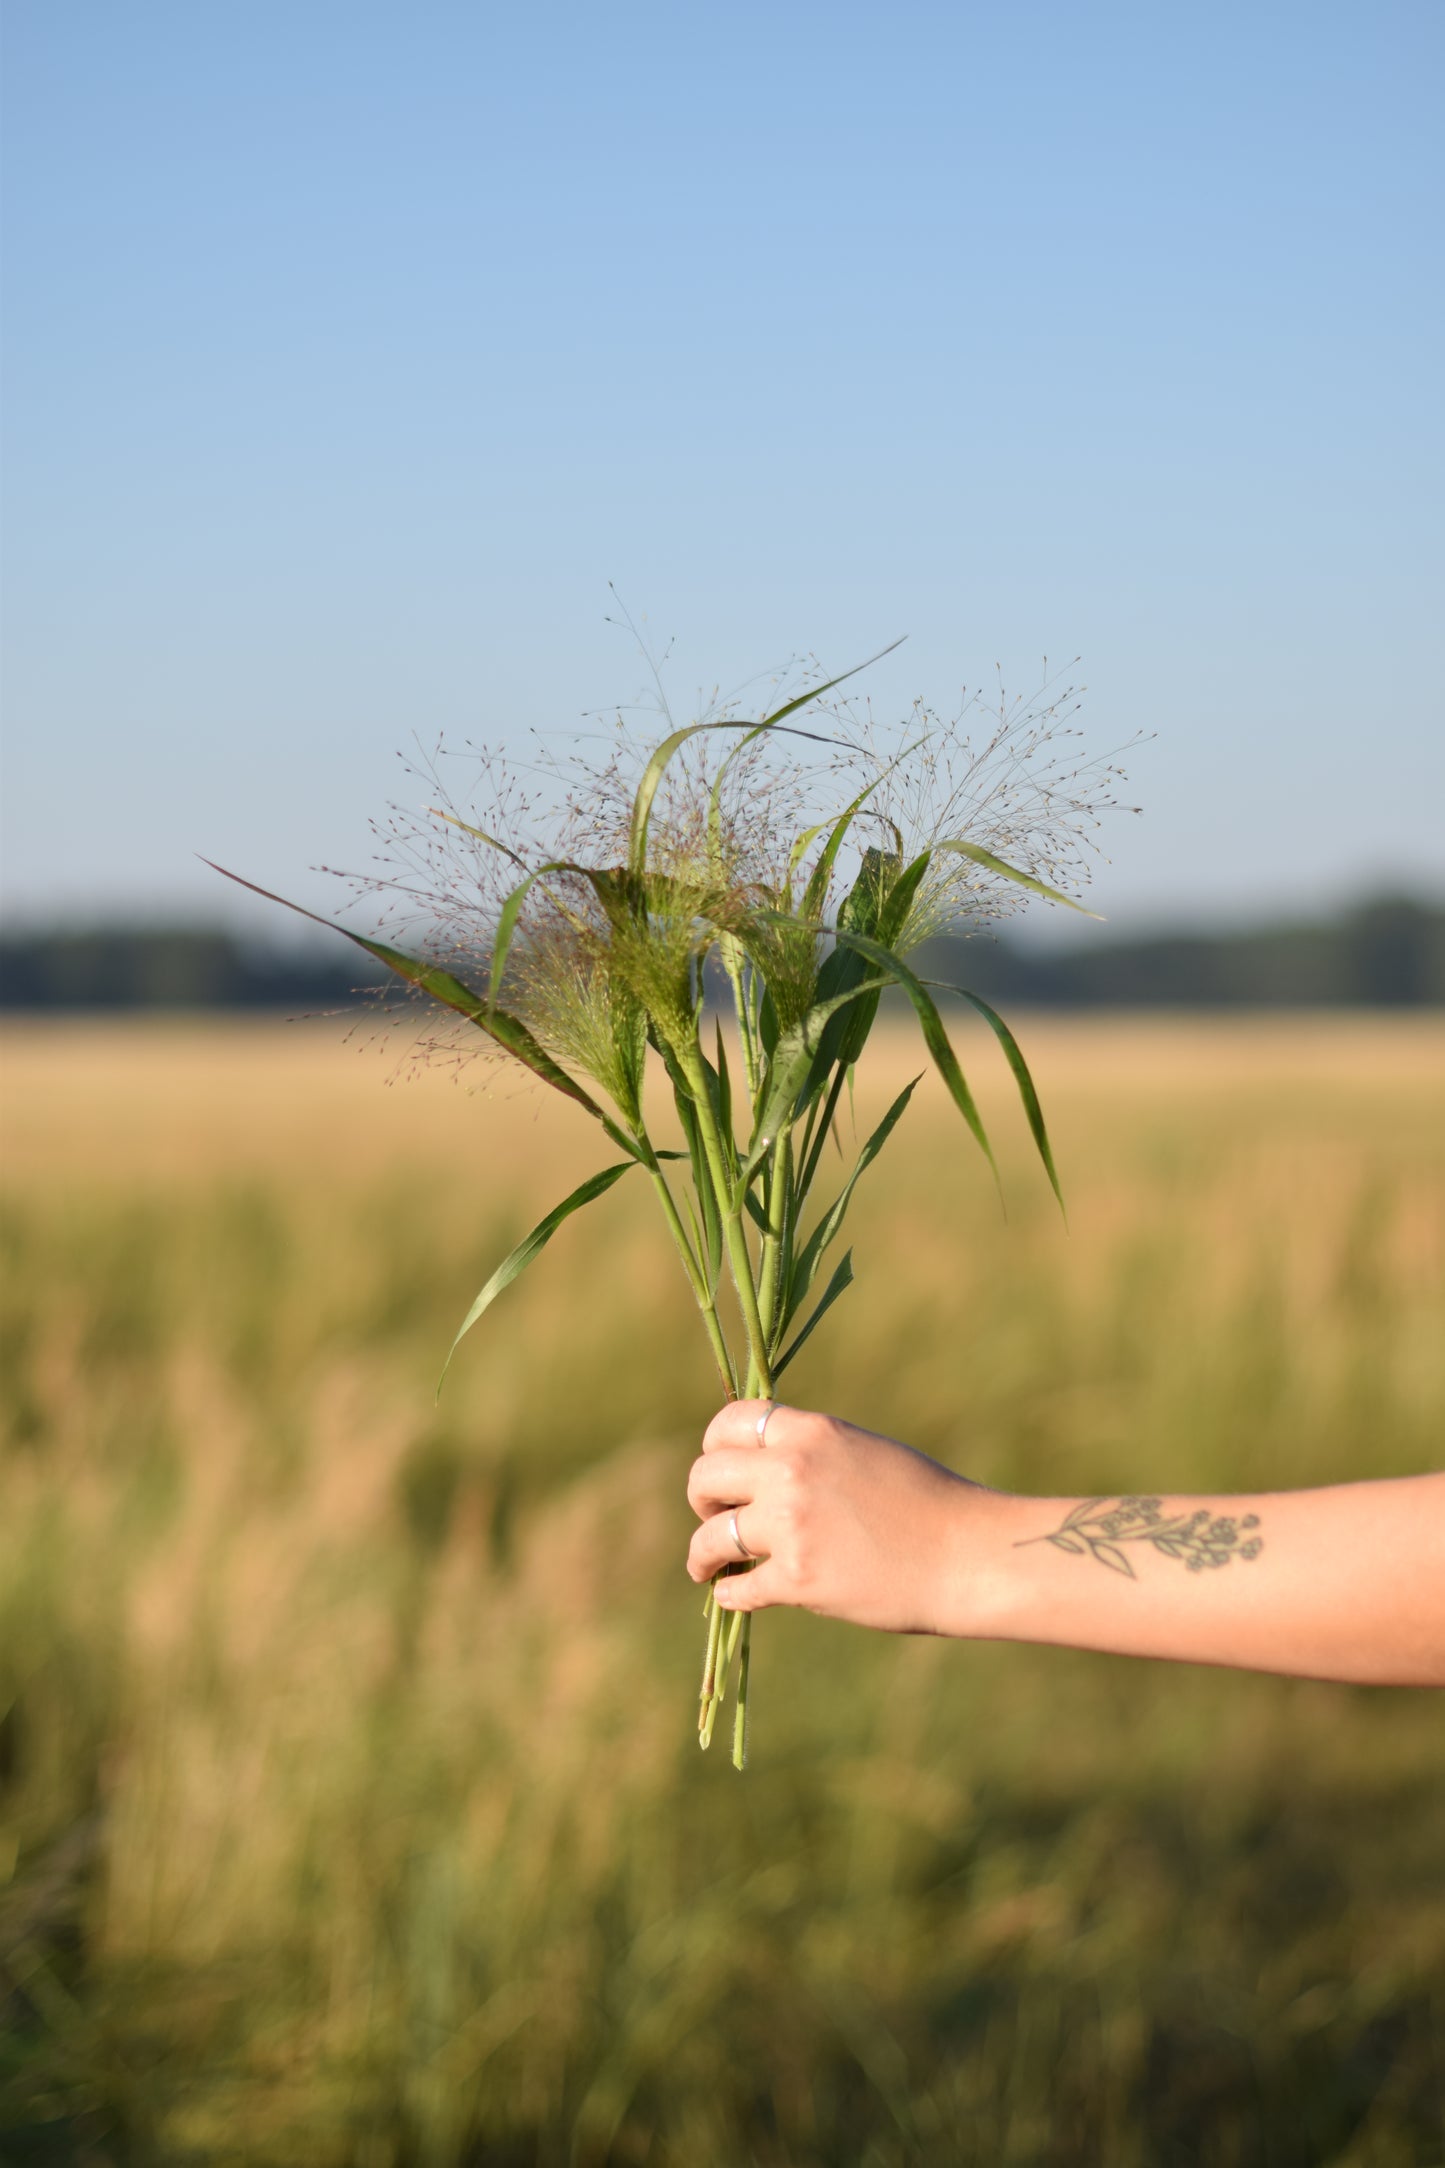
[1090,1542,1136,1578]
[1018,1495,1268,1578]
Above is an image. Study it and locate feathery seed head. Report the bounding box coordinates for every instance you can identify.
[341,646,1139,1114]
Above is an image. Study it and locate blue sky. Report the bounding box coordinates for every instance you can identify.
[3,0,1442,938]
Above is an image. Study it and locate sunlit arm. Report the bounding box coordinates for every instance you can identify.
[966,1475,1445,1685]
[686,1404,1445,1688]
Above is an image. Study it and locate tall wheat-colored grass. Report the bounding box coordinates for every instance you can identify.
[2,1015,1442,2165]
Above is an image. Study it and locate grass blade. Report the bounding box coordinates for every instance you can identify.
[201,862,641,1153]
[629,720,833,880]
[800,736,926,923]
[876,850,933,948]
[801,777,892,921]
[784,819,831,907]
[741,977,890,1185]
[784,1076,921,1331]
[934,840,1102,918]
[773,1249,855,1379]
[754,637,906,731]
[636,641,906,879]
[427,810,530,871]
[834,930,999,1191]
[946,985,1065,1212]
[438,1161,635,1391]
[487,860,580,1005]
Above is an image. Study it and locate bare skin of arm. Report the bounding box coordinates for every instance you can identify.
[686,1403,1445,1687]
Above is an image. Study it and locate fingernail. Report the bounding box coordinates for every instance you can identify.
[716,1588,734,1608]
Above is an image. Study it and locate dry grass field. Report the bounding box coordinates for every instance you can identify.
[2,1013,1443,2166]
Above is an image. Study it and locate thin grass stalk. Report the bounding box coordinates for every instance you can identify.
[678,1046,774,1401]
[711,1601,745,1717]
[643,1161,736,1397]
[733,1616,752,1769]
[756,1127,794,1350]
[699,1584,726,1734]
[797,1060,849,1204]
[702,1609,753,1766]
[721,938,760,1100]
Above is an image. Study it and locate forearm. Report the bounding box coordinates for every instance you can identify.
[688,1406,1445,1684]
[951,1475,1445,1686]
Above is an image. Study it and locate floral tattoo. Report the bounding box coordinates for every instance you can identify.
[1016,1497,1264,1580]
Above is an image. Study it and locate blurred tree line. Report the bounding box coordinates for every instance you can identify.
[0,926,386,1011]
[1,893,1442,1010]
[919,892,1445,1009]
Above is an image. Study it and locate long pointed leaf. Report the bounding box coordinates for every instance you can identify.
[487,858,582,1005]
[834,930,999,1192]
[754,637,906,730]
[628,719,832,879]
[431,816,610,947]
[794,844,907,1096]
[428,810,529,870]
[783,819,830,908]
[801,775,891,922]
[785,1076,921,1330]
[741,976,890,1183]
[202,861,640,1151]
[943,986,1065,1213]
[934,840,1102,918]
[639,639,906,879]
[799,734,925,923]
[772,1250,855,1379]
[876,849,934,947]
[438,1161,635,1390]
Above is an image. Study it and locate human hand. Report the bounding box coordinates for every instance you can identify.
[690,1410,1445,1679]
[686,1400,1002,1635]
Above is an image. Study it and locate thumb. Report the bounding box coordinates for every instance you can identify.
[714,1564,785,1615]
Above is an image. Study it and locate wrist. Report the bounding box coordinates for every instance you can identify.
[933,1482,1036,1640]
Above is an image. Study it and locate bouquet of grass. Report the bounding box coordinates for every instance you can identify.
[211,642,1129,1767]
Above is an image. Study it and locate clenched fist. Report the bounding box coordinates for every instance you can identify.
[686,1400,1005,1635]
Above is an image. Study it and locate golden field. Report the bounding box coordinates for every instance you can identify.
[2,1013,1443,2166]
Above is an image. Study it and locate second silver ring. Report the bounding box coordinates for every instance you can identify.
[728,1508,758,1561]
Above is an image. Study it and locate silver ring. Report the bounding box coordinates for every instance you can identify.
[728,1508,757,1561]
[756,1401,780,1445]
